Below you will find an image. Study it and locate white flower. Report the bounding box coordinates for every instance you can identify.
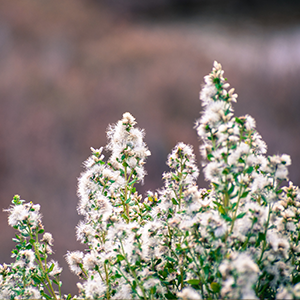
[144,278,160,289]
[275,164,289,180]
[251,174,270,193]
[267,230,290,259]
[42,232,54,246]
[76,221,96,243]
[203,161,224,183]
[83,252,98,271]
[276,286,293,300]
[7,204,29,227]
[84,273,106,299]
[232,253,259,274]
[96,195,113,221]
[122,112,136,126]
[220,276,235,297]
[112,284,132,299]
[200,101,228,126]
[65,251,84,276]
[245,115,256,131]
[199,84,217,105]
[177,287,202,300]
[24,287,41,299]
[252,132,267,154]
[18,249,36,269]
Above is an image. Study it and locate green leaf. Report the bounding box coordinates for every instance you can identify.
[52,279,59,285]
[165,291,177,300]
[132,280,137,290]
[207,153,214,161]
[172,174,180,182]
[125,198,131,204]
[235,117,244,125]
[25,243,32,250]
[171,198,178,205]
[203,265,210,276]
[128,178,137,186]
[32,275,42,284]
[258,232,265,241]
[212,182,219,189]
[236,212,246,219]
[143,203,151,211]
[187,279,200,285]
[38,228,45,234]
[166,256,176,263]
[221,214,232,222]
[246,166,254,174]
[218,206,225,215]
[29,238,35,245]
[65,294,72,300]
[40,291,52,300]
[116,254,125,262]
[227,184,235,195]
[48,263,54,273]
[210,282,221,293]
[293,274,300,285]
[222,168,230,175]
[121,214,129,221]
[240,190,250,199]
[11,249,18,255]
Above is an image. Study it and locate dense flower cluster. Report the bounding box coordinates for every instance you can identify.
[2,61,300,299]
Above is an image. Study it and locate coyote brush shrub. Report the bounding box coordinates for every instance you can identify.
[2,61,300,300]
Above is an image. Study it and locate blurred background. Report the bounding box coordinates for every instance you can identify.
[1,0,300,295]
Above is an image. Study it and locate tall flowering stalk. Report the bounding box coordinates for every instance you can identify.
[2,61,300,300]
[66,112,152,299]
[194,61,300,299]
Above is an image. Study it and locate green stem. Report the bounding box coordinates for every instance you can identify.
[79,264,88,280]
[104,262,110,300]
[123,166,135,223]
[229,186,244,233]
[190,249,212,299]
[56,275,62,299]
[223,192,229,214]
[241,221,255,250]
[116,266,144,300]
[258,202,271,264]
[120,239,147,300]
[28,227,57,300]
[180,264,184,290]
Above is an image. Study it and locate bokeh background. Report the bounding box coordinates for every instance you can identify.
[1,0,300,295]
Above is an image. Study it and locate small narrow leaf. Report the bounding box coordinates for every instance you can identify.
[187,279,200,285]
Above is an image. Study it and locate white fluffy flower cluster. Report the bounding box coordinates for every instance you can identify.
[6,200,41,228]
[64,64,300,300]
[1,196,62,300]
[3,62,300,300]
[66,112,154,299]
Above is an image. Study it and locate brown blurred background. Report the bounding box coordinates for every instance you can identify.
[1,0,300,295]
